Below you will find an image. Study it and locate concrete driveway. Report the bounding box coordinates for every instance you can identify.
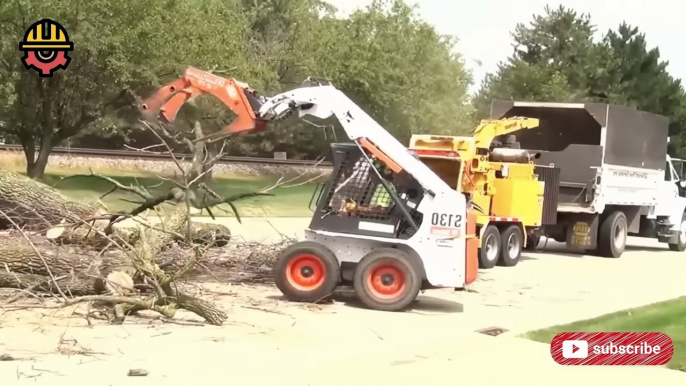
[2,218,685,385]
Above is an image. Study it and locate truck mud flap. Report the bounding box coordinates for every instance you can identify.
[534,166,560,225]
[564,213,599,251]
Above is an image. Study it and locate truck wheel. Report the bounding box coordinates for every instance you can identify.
[597,211,627,258]
[499,225,523,267]
[353,248,422,312]
[525,234,540,251]
[274,241,340,303]
[479,225,501,269]
[668,215,686,252]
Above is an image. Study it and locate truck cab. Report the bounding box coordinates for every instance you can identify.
[669,156,686,191]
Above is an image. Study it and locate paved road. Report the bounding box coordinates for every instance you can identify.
[6,217,683,385]
[132,215,686,337]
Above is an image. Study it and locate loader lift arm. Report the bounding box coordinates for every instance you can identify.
[139,67,268,143]
[256,83,454,200]
[253,83,459,232]
[140,71,453,213]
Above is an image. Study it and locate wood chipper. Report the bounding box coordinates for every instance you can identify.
[408,118,560,269]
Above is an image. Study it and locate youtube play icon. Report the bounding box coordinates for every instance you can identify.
[562,340,589,359]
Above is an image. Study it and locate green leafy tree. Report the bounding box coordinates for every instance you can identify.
[225,0,475,159]
[0,0,475,170]
[597,23,686,140]
[327,0,473,143]
[0,0,250,179]
[472,5,597,118]
[473,5,686,155]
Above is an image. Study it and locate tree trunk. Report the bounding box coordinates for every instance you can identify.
[0,237,131,296]
[27,140,53,180]
[187,121,222,187]
[19,135,36,175]
[29,78,57,180]
[0,169,102,231]
[47,220,230,248]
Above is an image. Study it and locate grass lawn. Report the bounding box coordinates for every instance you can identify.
[522,297,686,371]
[38,169,321,218]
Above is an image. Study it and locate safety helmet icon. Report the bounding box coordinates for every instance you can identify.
[19,19,74,77]
[20,19,73,50]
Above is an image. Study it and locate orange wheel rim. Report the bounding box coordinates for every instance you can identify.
[285,254,326,291]
[366,263,406,300]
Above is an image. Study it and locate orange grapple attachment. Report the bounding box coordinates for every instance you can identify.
[139,67,269,142]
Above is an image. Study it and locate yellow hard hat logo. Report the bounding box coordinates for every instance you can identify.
[19,19,74,77]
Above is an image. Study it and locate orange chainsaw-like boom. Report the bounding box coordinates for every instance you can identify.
[140,67,268,142]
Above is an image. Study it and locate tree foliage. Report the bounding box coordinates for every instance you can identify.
[473,5,686,154]
[0,0,474,178]
[224,0,474,158]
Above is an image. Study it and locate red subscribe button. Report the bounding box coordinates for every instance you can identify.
[550,332,673,365]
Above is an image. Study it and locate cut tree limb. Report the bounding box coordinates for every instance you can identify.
[0,169,104,231]
[0,236,133,296]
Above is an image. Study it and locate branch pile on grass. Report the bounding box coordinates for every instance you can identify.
[0,121,324,326]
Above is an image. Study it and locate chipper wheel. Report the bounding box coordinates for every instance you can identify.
[478,224,501,269]
[353,248,422,312]
[499,224,523,267]
[274,241,340,303]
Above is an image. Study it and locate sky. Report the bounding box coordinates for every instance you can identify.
[327,0,686,95]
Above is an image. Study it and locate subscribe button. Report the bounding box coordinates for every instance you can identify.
[550,332,674,365]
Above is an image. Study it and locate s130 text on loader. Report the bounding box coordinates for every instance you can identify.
[140,69,479,312]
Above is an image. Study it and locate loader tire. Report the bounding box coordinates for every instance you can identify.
[597,210,627,258]
[478,225,501,269]
[274,241,340,303]
[353,248,422,312]
[499,225,523,267]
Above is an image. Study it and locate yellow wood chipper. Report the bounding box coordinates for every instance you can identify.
[408,118,560,269]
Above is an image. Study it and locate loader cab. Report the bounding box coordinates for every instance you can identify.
[308,143,425,240]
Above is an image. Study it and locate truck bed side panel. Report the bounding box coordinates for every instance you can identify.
[605,105,668,170]
[536,144,602,207]
[597,164,662,207]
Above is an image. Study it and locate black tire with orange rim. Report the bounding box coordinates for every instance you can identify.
[274,241,340,303]
[353,248,422,312]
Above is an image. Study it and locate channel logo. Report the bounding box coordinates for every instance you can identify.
[562,340,588,359]
[551,332,673,366]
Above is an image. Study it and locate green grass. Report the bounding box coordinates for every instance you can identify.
[39,170,321,218]
[523,297,686,371]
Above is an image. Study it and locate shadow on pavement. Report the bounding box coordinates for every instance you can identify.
[266,291,464,313]
[332,290,464,313]
[625,244,670,252]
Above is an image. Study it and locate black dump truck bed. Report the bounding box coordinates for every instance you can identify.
[489,101,669,208]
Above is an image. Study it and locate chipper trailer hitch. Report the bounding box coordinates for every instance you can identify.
[140,68,479,312]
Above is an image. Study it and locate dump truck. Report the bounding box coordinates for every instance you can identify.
[408,118,561,269]
[490,101,686,257]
